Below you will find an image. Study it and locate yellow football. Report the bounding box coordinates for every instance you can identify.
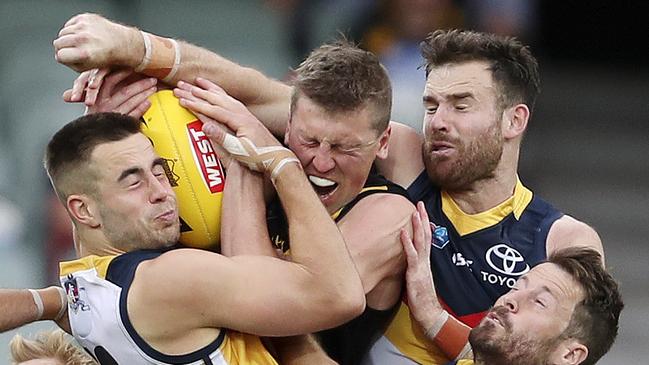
[141,90,224,251]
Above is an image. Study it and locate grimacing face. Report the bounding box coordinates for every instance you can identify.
[89,133,180,250]
[469,263,585,364]
[422,60,505,190]
[285,96,389,214]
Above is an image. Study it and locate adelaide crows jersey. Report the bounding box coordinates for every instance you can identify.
[59,248,278,365]
[364,171,563,364]
[267,172,410,365]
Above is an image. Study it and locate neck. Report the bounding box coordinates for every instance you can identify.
[75,229,124,257]
[445,144,519,214]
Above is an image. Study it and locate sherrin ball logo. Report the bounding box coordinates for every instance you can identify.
[141,90,224,251]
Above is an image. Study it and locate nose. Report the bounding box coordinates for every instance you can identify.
[312,143,335,173]
[149,174,171,204]
[425,106,449,134]
[501,292,519,313]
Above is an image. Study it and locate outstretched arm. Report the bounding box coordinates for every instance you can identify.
[54,13,292,136]
[401,202,472,361]
[0,287,68,333]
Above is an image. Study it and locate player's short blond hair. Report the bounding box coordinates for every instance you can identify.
[9,329,96,365]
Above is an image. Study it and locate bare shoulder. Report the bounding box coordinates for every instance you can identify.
[337,192,415,247]
[547,215,605,262]
[339,192,415,228]
[376,121,425,188]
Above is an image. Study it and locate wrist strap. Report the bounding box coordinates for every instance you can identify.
[54,287,67,321]
[135,31,179,81]
[221,134,300,184]
[28,289,44,320]
[135,30,152,72]
[425,310,471,360]
[424,310,449,338]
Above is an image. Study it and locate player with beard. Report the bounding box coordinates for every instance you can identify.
[399,203,621,365]
[363,30,604,364]
[53,16,604,364]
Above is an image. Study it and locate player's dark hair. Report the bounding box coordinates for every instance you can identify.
[549,247,624,365]
[44,112,142,200]
[421,29,540,113]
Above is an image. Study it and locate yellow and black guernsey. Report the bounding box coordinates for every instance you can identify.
[364,171,563,364]
[59,248,278,365]
[267,171,410,365]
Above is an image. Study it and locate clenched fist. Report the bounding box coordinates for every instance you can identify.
[53,13,143,72]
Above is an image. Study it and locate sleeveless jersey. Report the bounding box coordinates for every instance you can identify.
[267,172,410,365]
[59,248,278,365]
[364,171,563,365]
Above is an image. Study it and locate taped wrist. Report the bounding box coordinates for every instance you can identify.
[28,289,44,320]
[221,134,300,184]
[425,310,471,360]
[54,287,67,321]
[135,31,180,83]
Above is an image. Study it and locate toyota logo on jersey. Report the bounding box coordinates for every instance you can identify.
[485,243,530,276]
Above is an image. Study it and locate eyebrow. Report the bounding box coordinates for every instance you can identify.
[449,92,473,100]
[117,158,166,182]
[520,275,558,300]
[423,92,474,103]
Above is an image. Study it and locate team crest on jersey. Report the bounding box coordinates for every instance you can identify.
[432,225,450,249]
[63,274,90,313]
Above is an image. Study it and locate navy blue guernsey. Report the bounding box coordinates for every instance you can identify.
[407,170,563,326]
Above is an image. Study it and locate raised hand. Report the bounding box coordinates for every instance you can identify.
[53,13,141,72]
[80,69,157,119]
[62,68,111,106]
[401,201,444,329]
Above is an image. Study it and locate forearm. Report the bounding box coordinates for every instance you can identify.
[0,287,65,332]
[273,163,364,305]
[274,164,347,266]
[220,163,276,257]
[173,41,292,136]
[121,27,292,136]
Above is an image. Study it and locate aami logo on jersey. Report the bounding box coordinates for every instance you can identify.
[480,243,530,289]
[187,121,225,193]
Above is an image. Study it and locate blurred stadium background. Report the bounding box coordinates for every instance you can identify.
[1,0,647,363]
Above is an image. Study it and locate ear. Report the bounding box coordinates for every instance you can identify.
[67,194,101,229]
[502,104,529,139]
[375,125,391,160]
[551,339,588,365]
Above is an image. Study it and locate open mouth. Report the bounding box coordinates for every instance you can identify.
[308,175,338,199]
[489,313,502,326]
